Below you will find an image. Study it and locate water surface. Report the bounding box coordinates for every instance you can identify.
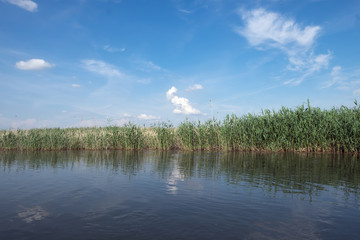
[0,151,359,239]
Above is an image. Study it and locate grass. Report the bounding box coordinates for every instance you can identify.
[1,100,360,152]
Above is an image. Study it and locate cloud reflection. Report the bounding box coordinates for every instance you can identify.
[17,205,49,223]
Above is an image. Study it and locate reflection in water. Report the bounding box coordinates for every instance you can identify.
[0,151,359,239]
[166,160,184,194]
[1,151,359,200]
[17,206,49,223]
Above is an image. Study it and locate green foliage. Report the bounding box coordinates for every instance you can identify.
[1,101,360,152]
[152,122,175,150]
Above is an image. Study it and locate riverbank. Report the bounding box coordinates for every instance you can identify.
[1,101,360,152]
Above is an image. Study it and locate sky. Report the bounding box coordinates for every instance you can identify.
[0,0,359,129]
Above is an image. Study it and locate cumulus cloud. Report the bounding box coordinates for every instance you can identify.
[15,59,54,70]
[166,86,177,99]
[4,0,37,12]
[71,84,80,88]
[137,114,160,120]
[236,8,330,85]
[82,59,123,78]
[186,84,203,91]
[166,86,201,115]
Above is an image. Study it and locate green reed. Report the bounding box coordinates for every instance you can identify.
[1,101,360,152]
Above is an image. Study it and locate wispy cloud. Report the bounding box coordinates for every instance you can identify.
[236,8,330,85]
[236,8,320,48]
[322,66,345,88]
[71,84,80,88]
[15,59,54,70]
[78,119,104,128]
[0,115,53,129]
[285,52,331,86]
[186,84,203,91]
[3,0,38,12]
[11,118,37,129]
[137,61,164,72]
[103,45,125,53]
[177,8,192,14]
[137,114,160,120]
[166,86,201,115]
[137,78,151,84]
[82,59,123,78]
[321,66,360,96]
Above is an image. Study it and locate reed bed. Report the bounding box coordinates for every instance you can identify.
[1,101,360,152]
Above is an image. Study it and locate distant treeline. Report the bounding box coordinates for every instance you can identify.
[1,101,360,152]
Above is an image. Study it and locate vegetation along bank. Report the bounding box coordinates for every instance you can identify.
[1,101,360,152]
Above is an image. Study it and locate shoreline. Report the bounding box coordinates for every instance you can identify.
[1,102,360,153]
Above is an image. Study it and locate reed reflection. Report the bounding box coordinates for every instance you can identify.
[1,151,359,200]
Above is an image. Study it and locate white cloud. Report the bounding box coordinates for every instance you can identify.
[353,89,360,96]
[322,66,345,88]
[4,0,37,12]
[285,51,332,86]
[166,86,201,115]
[82,59,123,78]
[146,61,162,71]
[15,59,54,70]
[103,45,125,53]
[78,119,104,127]
[113,119,128,126]
[137,61,164,72]
[320,66,360,95]
[12,118,36,129]
[71,84,80,88]
[137,78,151,84]
[186,84,203,91]
[178,8,192,14]
[75,116,129,128]
[123,113,132,117]
[236,8,320,48]
[166,86,177,100]
[0,115,51,129]
[137,114,160,120]
[236,8,330,85]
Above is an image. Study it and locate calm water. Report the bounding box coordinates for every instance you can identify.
[0,151,359,240]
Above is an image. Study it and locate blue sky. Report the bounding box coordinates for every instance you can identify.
[0,0,359,129]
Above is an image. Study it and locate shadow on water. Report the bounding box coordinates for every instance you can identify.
[1,151,359,200]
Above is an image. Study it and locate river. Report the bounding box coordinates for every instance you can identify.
[0,151,359,239]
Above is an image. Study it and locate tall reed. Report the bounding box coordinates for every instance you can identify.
[1,101,360,152]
